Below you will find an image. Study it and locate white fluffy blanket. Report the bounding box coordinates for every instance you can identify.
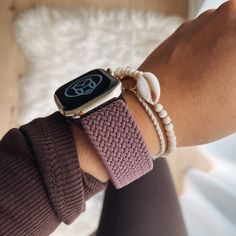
[15,6,182,125]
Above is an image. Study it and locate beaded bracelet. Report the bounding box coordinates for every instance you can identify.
[153,103,177,155]
[112,67,177,156]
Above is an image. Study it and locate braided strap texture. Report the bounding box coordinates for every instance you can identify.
[80,99,153,189]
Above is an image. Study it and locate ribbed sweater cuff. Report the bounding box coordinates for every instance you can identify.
[21,112,106,224]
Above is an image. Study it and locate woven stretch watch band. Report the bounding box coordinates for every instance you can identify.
[79,99,153,189]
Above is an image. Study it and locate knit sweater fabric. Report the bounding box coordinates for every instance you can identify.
[0,112,107,236]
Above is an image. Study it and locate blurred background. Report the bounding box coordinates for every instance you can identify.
[1,0,235,235]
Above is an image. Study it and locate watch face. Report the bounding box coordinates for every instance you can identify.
[54,69,121,116]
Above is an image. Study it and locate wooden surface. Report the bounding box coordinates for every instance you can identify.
[12,0,188,17]
[0,1,25,137]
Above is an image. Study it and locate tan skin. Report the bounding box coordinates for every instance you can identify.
[71,1,236,183]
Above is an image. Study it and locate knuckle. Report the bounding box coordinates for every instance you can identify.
[176,21,190,32]
[217,0,236,14]
[194,9,215,23]
[199,9,215,18]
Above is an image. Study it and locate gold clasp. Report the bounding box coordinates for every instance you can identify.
[107,68,137,94]
[120,76,137,94]
[122,82,137,94]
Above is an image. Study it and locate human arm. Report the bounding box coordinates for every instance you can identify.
[75,0,236,181]
[0,113,106,235]
[1,1,236,235]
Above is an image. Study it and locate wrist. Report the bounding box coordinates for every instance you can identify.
[123,90,161,156]
[138,62,183,147]
[71,89,160,183]
[71,123,109,183]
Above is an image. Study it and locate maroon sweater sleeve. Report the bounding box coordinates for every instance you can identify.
[0,112,106,236]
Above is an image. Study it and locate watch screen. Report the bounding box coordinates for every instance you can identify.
[55,69,119,111]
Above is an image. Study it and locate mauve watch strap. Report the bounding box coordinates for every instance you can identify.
[78,99,153,189]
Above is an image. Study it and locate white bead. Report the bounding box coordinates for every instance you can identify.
[129,69,134,76]
[169,141,176,148]
[120,67,125,76]
[159,109,167,118]
[154,103,163,112]
[168,136,176,142]
[169,143,177,149]
[114,68,122,77]
[143,72,161,103]
[166,130,175,137]
[125,68,132,76]
[138,71,144,76]
[163,116,171,125]
[165,123,174,131]
[169,136,176,141]
[130,69,138,77]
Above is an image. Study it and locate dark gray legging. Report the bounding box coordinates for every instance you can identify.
[96,158,188,236]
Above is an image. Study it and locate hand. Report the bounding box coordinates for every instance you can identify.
[139,0,236,147]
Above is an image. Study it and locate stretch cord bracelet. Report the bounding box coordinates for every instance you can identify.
[136,93,166,158]
[112,67,177,156]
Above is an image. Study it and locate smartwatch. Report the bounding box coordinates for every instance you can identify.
[54,69,153,188]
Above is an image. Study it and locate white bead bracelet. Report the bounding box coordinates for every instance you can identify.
[153,103,176,155]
